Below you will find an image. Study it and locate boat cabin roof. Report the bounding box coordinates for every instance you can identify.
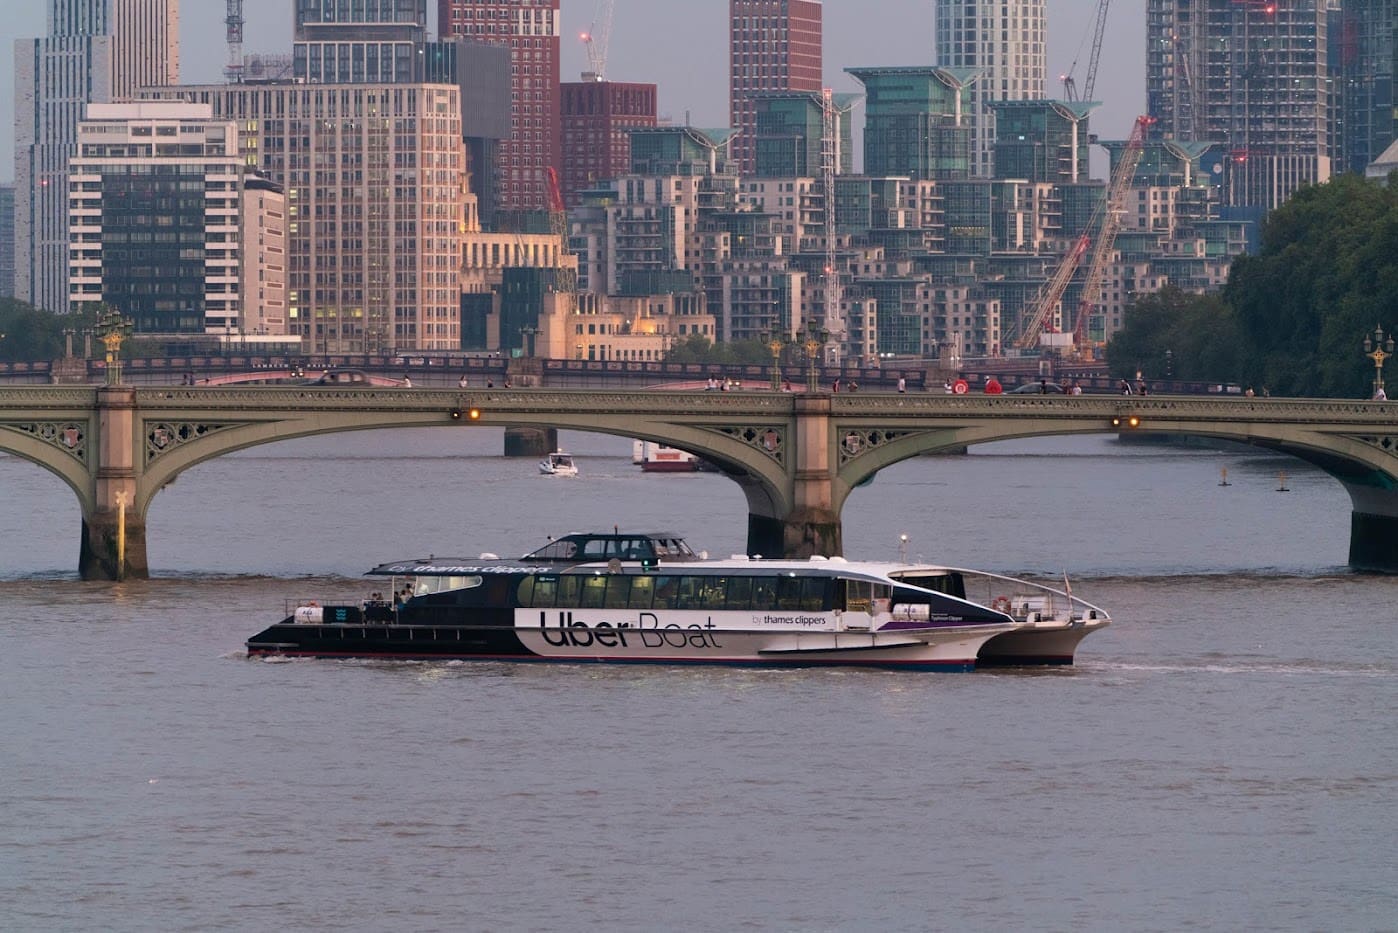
[368,531,702,576]
[366,554,939,588]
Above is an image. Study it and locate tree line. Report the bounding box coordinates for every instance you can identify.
[1105,172,1398,398]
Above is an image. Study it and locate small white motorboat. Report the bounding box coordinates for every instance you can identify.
[538,450,579,476]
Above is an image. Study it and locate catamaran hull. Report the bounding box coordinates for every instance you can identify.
[975,621,1107,666]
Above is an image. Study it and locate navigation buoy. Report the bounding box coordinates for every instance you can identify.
[1219,467,1231,487]
[1277,471,1290,492]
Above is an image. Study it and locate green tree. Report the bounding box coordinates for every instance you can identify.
[0,297,92,363]
[664,335,772,365]
[1105,286,1243,383]
[1225,172,1398,397]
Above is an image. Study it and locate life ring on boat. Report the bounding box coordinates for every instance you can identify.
[990,596,1012,615]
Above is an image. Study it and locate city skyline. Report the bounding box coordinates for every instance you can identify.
[1,0,1147,183]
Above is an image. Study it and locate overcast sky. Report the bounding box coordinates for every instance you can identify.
[1,0,1145,182]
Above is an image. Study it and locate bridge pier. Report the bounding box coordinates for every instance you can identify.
[1345,484,1398,573]
[81,386,147,580]
[80,509,148,580]
[751,394,843,559]
[503,426,557,457]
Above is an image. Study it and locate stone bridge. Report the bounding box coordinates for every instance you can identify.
[1,385,1395,578]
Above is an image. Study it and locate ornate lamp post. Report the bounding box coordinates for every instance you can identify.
[802,325,828,393]
[1363,324,1394,398]
[95,308,133,386]
[765,331,786,390]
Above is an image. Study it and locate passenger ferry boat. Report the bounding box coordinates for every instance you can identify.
[538,450,578,476]
[632,440,703,473]
[246,534,1109,670]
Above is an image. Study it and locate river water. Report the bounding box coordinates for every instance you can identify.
[2,428,1394,931]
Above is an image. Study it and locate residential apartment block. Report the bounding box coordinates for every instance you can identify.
[14,0,179,313]
[437,0,561,214]
[560,81,657,207]
[1146,0,1331,211]
[67,102,263,335]
[934,0,1046,179]
[729,0,823,177]
[159,82,466,352]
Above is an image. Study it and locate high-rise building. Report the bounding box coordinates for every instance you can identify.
[294,0,428,84]
[987,100,1094,185]
[846,66,976,181]
[1332,1,1396,176]
[68,102,255,334]
[161,82,466,352]
[750,91,855,178]
[729,0,823,177]
[560,81,657,207]
[0,185,15,299]
[1146,0,1330,211]
[14,0,180,313]
[934,0,1046,179]
[438,0,561,214]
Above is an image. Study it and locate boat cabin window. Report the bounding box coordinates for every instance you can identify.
[519,573,837,612]
[725,576,753,608]
[412,575,482,596]
[527,539,579,561]
[627,576,654,609]
[577,537,655,561]
[580,574,607,608]
[841,579,892,612]
[895,572,966,600]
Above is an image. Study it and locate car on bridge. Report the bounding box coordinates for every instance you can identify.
[1008,380,1066,394]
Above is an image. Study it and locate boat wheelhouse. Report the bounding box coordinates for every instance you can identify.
[520,531,704,565]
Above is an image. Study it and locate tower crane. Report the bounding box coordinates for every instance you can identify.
[224,0,244,83]
[580,0,616,82]
[820,89,843,355]
[1071,114,1153,354]
[1015,114,1152,353]
[545,166,577,292]
[1012,233,1090,351]
[1060,0,1110,101]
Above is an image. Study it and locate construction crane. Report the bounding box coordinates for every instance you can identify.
[1013,233,1090,351]
[224,0,244,83]
[580,0,616,82]
[820,88,842,356]
[1071,114,1154,354]
[1060,0,1110,101]
[546,166,577,293]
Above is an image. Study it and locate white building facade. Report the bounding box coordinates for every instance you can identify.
[68,102,246,334]
[934,0,1046,179]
